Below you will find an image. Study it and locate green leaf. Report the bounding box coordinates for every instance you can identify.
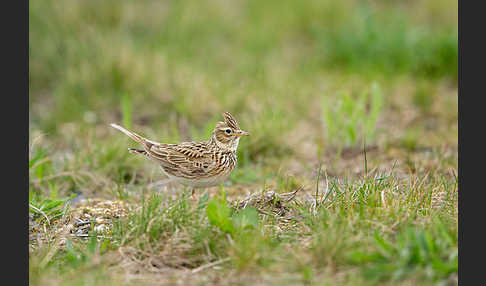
[29,149,46,169]
[43,200,64,212]
[36,163,45,180]
[121,93,132,130]
[87,233,98,254]
[430,256,455,274]
[349,250,384,263]
[197,192,209,210]
[232,207,259,231]
[373,232,394,257]
[206,198,234,233]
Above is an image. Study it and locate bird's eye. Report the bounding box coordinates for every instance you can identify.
[225,129,232,134]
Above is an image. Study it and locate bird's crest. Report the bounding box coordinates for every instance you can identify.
[223,112,240,130]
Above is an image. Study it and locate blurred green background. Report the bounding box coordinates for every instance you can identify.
[29,0,457,192]
[29,2,457,118]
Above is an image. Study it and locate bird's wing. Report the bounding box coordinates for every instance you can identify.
[146,142,218,179]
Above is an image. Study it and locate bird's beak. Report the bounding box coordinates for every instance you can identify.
[234,130,250,137]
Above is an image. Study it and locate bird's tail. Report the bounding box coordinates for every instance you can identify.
[128,148,149,157]
[110,123,147,146]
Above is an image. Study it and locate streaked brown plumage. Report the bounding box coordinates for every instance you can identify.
[110,112,249,188]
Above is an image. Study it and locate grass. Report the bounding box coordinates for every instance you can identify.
[321,82,385,149]
[351,223,457,283]
[29,0,457,285]
[29,170,457,285]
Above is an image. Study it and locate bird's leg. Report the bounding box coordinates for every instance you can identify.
[147,178,171,190]
[191,187,197,204]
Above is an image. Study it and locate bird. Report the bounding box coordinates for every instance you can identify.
[110,112,249,199]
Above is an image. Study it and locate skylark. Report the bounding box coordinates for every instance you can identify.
[110,112,249,195]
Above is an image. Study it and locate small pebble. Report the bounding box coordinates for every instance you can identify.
[94,224,106,232]
[66,224,74,232]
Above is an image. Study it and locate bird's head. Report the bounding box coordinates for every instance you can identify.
[211,112,249,151]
